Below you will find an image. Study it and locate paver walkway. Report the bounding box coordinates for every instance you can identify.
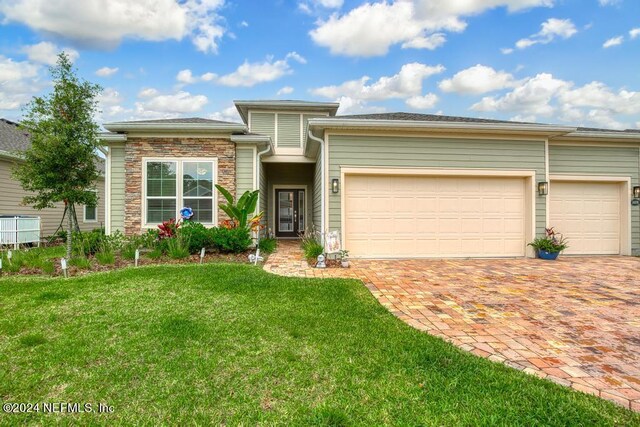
[264,240,640,410]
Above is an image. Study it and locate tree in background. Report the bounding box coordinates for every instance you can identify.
[13,53,102,258]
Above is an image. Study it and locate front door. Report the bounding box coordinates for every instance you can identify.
[275,189,305,238]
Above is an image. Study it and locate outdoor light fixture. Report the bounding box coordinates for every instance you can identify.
[634,186,640,199]
[332,178,340,194]
[538,181,549,196]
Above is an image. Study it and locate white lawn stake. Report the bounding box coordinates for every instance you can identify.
[200,247,205,264]
[134,249,140,267]
[7,250,12,261]
[0,257,3,272]
[60,258,68,278]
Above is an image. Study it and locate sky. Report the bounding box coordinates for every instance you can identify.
[0,0,638,129]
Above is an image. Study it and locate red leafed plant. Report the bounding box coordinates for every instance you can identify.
[158,218,180,238]
[219,219,238,229]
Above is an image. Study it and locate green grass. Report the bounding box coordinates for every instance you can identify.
[1,246,64,274]
[0,265,637,425]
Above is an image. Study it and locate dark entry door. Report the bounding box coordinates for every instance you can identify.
[275,189,305,237]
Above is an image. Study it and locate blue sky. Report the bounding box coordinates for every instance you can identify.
[0,0,638,129]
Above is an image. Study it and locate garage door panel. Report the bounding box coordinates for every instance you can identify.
[550,181,621,255]
[345,174,527,258]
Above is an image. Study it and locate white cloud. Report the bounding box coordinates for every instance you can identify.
[470,73,640,129]
[598,0,621,5]
[501,47,514,54]
[299,0,343,14]
[134,89,208,118]
[406,93,439,109]
[21,41,79,65]
[173,53,304,88]
[309,0,554,57]
[603,36,623,48]
[277,86,294,95]
[0,0,227,54]
[96,87,130,120]
[95,66,119,77]
[630,28,640,39]
[0,55,43,111]
[335,96,386,115]
[401,33,446,50]
[514,18,577,50]
[311,62,445,101]
[439,65,517,95]
[209,105,241,122]
[239,20,249,27]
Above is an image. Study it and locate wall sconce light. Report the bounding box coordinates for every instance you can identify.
[538,181,549,196]
[634,186,640,199]
[332,178,340,194]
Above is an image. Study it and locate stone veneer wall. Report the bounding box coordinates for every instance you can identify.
[124,137,235,235]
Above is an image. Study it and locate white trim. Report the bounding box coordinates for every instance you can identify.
[252,146,257,190]
[300,113,304,147]
[340,167,537,259]
[105,147,111,234]
[544,138,550,228]
[549,174,632,256]
[141,157,218,229]
[262,155,315,163]
[83,190,98,223]
[272,185,307,235]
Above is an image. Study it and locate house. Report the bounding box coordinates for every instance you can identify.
[100,100,640,258]
[0,118,106,238]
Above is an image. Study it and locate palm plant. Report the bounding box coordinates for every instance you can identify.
[215,185,263,229]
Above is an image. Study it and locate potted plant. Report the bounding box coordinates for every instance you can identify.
[528,228,568,260]
[340,250,350,268]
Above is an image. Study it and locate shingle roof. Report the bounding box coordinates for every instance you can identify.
[112,117,243,125]
[0,118,104,173]
[0,119,31,153]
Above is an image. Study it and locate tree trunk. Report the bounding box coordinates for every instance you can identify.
[66,202,73,259]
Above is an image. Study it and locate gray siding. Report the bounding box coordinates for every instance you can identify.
[109,145,126,233]
[328,134,546,236]
[549,144,640,253]
[250,112,276,141]
[236,147,254,198]
[277,113,301,148]
[0,158,105,237]
[313,152,322,231]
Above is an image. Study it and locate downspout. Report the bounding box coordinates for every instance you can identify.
[307,130,325,244]
[256,143,271,230]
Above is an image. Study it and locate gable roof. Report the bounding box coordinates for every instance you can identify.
[0,119,31,153]
[107,117,242,125]
[234,100,340,124]
[103,117,247,133]
[332,112,532,125]
[0,118,105,174]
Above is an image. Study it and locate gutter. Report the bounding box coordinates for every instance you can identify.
[308,118,577,136]
[307,130,326,243]
[554,131,640,141]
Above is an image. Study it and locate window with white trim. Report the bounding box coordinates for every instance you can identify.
[144,159,216,225]
[84,190,98,223]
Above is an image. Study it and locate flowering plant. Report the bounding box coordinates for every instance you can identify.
[528,227,568,253]
[158,218,180,238]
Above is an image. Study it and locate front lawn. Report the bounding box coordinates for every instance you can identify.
[0,265,637,425]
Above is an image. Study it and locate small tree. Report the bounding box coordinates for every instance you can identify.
[13,53,102,258]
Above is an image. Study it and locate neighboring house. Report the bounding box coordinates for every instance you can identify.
[0,118,106,238]
[100,100,640,258]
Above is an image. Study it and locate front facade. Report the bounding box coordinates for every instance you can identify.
[101,101,640,258]
[0,119,106,237]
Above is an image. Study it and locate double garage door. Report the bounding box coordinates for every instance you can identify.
[344,174,624,258]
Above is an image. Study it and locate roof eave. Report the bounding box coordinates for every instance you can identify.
[230,134,274,154]
[233,100,340,123]
[553,131,640,142]
[103,122,248,133]
[98,132,127,143]
[308,118,577,137]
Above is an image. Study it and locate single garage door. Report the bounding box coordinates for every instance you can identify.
[344,174,527,258]
[550,181,621,255]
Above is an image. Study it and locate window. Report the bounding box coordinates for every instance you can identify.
[144,159,216,226]
[84,190,98,223]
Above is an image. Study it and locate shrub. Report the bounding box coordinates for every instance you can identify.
[179,221,211,254]
[158,218,180,238]
[166,236,190,259]
[528,227,569,254]
[210,227,252,254]
[258,237,277,254]
[95,251,115,265]
[121,245,137,260]
[73,229,105,257]
[1,251,24,273]
[301,233,324,261]
[68,257,91,269]
[39,260,55,275]
[146,248,163,260]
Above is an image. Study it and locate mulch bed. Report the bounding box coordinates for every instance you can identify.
[0,251,259,278]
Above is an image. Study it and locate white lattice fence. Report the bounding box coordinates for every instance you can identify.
[0,216,41,248]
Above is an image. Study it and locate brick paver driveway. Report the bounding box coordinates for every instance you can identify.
[265,241,640,410]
